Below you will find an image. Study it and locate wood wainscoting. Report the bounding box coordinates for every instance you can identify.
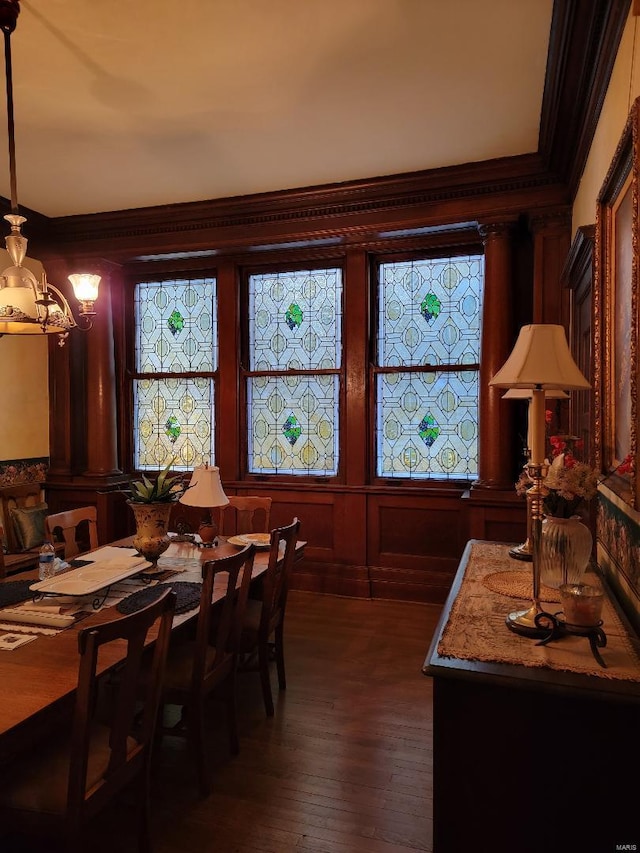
[232,484,526,605]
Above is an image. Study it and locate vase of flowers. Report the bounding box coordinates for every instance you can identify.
[126,460,185,566]
[538,435,597,588]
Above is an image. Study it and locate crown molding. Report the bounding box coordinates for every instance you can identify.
[539,0,631,198]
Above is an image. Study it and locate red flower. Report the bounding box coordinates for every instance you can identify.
[564,452,577,469]
[617,453,635,475]
[545,409,553,424]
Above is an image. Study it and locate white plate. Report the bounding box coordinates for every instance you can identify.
[30,553,151,596]
[227,534,271,550]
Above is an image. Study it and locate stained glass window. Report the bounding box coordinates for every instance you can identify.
[375,254,483,480]
[133,277,217,470]
[247,268,342,476]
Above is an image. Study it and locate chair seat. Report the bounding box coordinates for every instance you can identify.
[1,725,137,815]
[163,641,234,693]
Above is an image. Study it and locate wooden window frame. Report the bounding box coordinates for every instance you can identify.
[239,259,346,484]
[369,243,484,486]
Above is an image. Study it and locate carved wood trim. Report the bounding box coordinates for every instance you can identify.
[539,0,631,198]
[34,154,566,256]
[561,224,596,288]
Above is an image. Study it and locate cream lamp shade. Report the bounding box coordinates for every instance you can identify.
[490,324,590,467]
[490,325,590,391]
[179,464,229,509]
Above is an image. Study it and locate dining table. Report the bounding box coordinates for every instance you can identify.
[0,534,305,764]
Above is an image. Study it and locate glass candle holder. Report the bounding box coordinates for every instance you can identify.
[559,582,604,627]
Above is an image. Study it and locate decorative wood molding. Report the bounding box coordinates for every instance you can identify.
[560,223,595,287]
[34,153,568,262]
[539,0,631,198]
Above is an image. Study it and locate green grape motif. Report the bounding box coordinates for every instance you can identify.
[419,413,440,448]
[167,309,185,336]
[420,293,441,324]
[285,302,303,331]
[282,413,301,446]
[165,415,181,444]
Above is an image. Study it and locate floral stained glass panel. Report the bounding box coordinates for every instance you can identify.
[135,278,217,373]
[248,268,342,371]
[376,370,479,479]
[378,255,483,368]
[134,276,217,472]
[376,254,483,480]
[134,378,214,471]
[247,267,342,476]
[248,375,339,475]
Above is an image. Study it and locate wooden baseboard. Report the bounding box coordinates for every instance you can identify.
[291,560,456,603]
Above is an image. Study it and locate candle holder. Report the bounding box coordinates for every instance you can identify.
[509,485,534,561]
[505,461,548,637]
[533,610,608,668]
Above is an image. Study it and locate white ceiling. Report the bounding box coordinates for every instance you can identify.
[2,0,553,218]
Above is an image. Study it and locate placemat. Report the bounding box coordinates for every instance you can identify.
[437,541,640,681]
[116,581,202,616]
[483,570,561,603]
[0,580,36,608]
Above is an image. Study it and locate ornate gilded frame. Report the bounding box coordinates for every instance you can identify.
[594,97,638,508]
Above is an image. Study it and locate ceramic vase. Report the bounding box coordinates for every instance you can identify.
[127,500,173,566]
[539,515,593,589]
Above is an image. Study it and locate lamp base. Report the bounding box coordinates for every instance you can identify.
[508,541,533,561]
[198,521,218,546]
[505,603,547,638]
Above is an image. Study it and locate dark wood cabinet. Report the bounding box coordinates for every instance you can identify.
[424,541,640,853]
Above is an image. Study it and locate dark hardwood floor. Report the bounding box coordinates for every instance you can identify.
[7,591,440,853]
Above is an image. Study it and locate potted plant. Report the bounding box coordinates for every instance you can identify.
[126,460,185,566]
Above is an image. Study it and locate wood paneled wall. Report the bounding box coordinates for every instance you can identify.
[41,157,576,603]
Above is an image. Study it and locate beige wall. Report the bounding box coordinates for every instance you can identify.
[573,11,640,232]
[0,334,49,461]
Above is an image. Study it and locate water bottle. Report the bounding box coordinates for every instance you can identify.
[38,540,56,580]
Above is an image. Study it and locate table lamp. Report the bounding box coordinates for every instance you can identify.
[179,463,229,545]
[490,324,590,636]
[502,387,569,561]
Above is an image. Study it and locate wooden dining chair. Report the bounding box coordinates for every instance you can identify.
[45,506,99,559]
[239,517,300,717]
[0,587,176,853]
[157,543,255,796]
[218,496,272,535]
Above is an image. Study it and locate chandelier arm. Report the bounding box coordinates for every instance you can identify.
[42,281,79,330]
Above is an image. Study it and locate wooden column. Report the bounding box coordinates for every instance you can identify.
[83,263,121,477]
[46,257,85,478]
[216,258,240,480]
[343,248,368,486]
[474,220,517,490]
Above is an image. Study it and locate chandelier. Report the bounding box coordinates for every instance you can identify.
[0,0,99,346]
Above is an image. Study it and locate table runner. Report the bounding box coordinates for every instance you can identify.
[0,552,197,637]
[437,541,640,681]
